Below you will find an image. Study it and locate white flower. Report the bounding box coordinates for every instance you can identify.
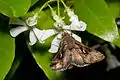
[63,8,87,31]
[10,14,39,38]
[9,19,37,45]
[10,16,57,45]
[48,11,87,53]
[10,18,29,37]
[26,13,38,26]
[52,11,65,25]
[10,26,29,37]
[52,11,65,30]
[48,32,62,53]
[29,27,57,45]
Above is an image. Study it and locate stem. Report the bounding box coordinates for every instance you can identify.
[57,0,60,16]
[60,0,68,9]
[38,0,57,14]
[47,4,54,13]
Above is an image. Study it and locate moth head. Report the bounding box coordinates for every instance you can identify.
[62,32,71,38]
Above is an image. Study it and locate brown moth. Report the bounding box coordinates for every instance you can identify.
[50,32,105,71]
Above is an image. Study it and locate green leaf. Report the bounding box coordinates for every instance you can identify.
[28,38,63,80]
[32,51,61,80]
[113,36,120,47]
[0,32,15,80]
[74,0,119,43]
[5,58,21,80]
[31,0,38,6]
[37,11,54,29]
[105,0,120,18]
[0,0,31,17]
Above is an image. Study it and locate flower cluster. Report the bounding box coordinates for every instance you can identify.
[48,9,87,53]
[10,7,87,53]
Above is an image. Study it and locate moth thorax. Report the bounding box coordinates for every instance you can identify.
[68,43,74,50]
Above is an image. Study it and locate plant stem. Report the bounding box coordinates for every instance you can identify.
[38,0,57,14]
[57,0,60,16]
[60,0,67,9]
[47,4,54,13]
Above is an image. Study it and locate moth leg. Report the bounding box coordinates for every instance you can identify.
[67,64,74,69]
[91,44,101,49]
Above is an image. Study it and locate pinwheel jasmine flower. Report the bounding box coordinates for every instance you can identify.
[26,14,58,45]
[10,14,57,45]
[48,11,87,53]
[52,11,65,30]
[63,8,86,31]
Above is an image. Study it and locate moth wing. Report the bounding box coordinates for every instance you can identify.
[71,48,89,67]
[83,50,105,63]
[50,49,72,71]
[75,41,105,64]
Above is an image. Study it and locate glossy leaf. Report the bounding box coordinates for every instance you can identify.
[28,37,63,80]
[74,0,119,43]
[0,0,31,17]
[0,32,15,80]
[105,0,120,18]
[4,58,21,80]
[31,0,38,6]
[37,11,54,29]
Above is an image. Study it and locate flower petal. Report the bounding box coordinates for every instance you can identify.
[72,33,82,42]
[52,11,64,24]
[10,26,28,37]
[48,33,62,53]
[62,21,86,31]
[32,27,58,43]
[78,21,87,31]
[66,8,87,31]
[29,30,37,45]
[70,17,87,31]
[39,29,58,43]
[66,8,75,17]
[26,13,38,26]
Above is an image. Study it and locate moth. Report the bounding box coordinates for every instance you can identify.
[50,32,105,71]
